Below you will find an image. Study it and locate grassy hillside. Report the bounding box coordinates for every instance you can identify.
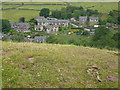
[1,2,118,22]
[2,10,39,22]
[71,2,118,13]
[2,41,118,88]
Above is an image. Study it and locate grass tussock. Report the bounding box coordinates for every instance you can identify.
[2,41,118,88]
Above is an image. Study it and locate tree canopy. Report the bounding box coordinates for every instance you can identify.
[19,17,25,23]
[1,19,11,33]
[39,8,50,18]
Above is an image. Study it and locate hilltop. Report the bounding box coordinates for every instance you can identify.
[2,41,118,88]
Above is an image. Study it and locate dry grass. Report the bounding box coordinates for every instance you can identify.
[2,41,118,88]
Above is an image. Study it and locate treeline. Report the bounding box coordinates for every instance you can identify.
[39,6,119,25]
[46,26,120,50]
[40,6,99,19]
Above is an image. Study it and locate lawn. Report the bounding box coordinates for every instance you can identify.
[2,41,118,88]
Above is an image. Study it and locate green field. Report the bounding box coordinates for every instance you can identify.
[1,2,118,22]
[17,5,66,10]
[2,41,118,88]
[2,10,39,22]
[70,2,118,13]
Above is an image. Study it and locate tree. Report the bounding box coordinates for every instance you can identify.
[51,10,61,19]
[87,9,99,16]
[60,8,68,19]
[107,16,118,24]
[66,6,79,13]
[79,6,84,10]
[11,33,25,42]
[107,10,119,24]
[46,35,58,43]
[19,17,25,22]
[1,19,11,33]
[82,31,90,36]
[73,9,86,19]
[73,10,81,19]
[39,8,50,18]
[92,26,110,41]
[99,19,106,25]
[29,18,38,30]
[9,29,18,35]
[118,16,120,24]
[112,32,120,41]
[29,18,37,25]
[112,32,120,49]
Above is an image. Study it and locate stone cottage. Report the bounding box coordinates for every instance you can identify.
[34,36,47,43]
[36,16,46,21]
[34,25,44,31]
[45,25,59,33]
[79,16,88,24]
[89,17,99,24]
[37,20,69,27]
[10,22,30,32]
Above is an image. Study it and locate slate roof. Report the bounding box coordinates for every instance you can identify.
[79,16,87,19]
[9,21,15,25]
[47,17,57,20]
[89,17,99,19]
[35,25,43,28]
[36,16,45,19]
[38,20,69,23]
[34,36,47,40]
[17,23,30,26]
[16,23,30,29]
[46,25,59,29]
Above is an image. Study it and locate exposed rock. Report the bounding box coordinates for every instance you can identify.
[91,64,98,69]
[106,76,118,82]
[96,75,102,82]
[28,57,34,63]
[87,64,102,82]
[22,64,27,69]
[114,53,120,56]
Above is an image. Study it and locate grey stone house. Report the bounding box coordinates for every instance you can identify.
[34,36,47,43]
[35,17,69,33]
[34,25,44,31]
[34,25,59,33]
[79,16,99,24]
[37,20,69,27]
[36,16,46,21]
[89,17,99,24]
[47,17,58,20]
[10,22,30,32]
[79,16,88,24]
[45,25,59,33]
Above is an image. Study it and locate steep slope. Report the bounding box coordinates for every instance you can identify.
[2,41,118,88]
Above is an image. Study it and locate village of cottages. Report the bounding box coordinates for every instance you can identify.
[6,16,100,42]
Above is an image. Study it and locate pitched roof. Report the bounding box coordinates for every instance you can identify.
[35,25,43,28]
[79,16,87,19]
[34,36,47,40]
[89,17,99,19]
[47,17,57,20]
[9,21,15,25]
[38,20,69,23]
[17,23,30,26]
[36,16,45,19]
[46,25,59,29]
